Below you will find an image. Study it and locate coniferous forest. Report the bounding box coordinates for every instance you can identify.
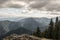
[33,17,60,40]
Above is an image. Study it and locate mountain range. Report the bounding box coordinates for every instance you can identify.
[0,17,57,39]
[0,17,50,31]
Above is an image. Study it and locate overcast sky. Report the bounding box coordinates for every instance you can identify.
[0,0,60,18]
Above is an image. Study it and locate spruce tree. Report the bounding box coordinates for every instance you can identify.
[53,17,58,39]
[47,19,54,38]
[36,27,41,37]
[54,17,58,39]
[33,27,41,37]
[55,17,60,40]
[56,21,60,40]
[55,17,58,24]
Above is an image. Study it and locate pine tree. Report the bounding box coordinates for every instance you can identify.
[53,17,58,39]
[55,21,60,40]
[42,19,54,39]
[36,27,41,37]
[47,19,54,38]
[33,27,41,37]
[54,17,58,39]
[54,17,60,40]
[55,17,58,24]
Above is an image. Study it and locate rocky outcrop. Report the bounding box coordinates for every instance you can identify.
[3,34,41,40]
[3,34,52,40]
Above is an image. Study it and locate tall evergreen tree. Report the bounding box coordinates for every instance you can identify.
[55,17,58,24]
[47,19,54,38]
[54,17,60,40]
[54,17,58,39]
[52,17,58,39]
[36,27,41,37]
[33,27,41,37]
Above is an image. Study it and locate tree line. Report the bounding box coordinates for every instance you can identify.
[33,17,60,40]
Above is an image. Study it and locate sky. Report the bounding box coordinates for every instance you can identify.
[0,0,60,18]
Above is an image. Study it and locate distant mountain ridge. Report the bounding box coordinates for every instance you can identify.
[0,17,50,32]
[0,17,51,39]
[3,27,32,37]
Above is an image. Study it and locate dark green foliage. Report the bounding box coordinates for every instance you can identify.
[43,17,60,40]
[55,17,58,24]
[54,17,60,40]
[36,27,41,37]
[33,27,41,37]
[55,22,60,40]
[42,29,49,38]
[43,19,54,39]
[48,19,54,38]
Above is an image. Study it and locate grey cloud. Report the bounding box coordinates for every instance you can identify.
[0,0,25,8]
[8,4,23,8]
[0,0,49,8]
[29,0,60,11]
[0,0,60,12]
[16,0,47,3]
[29,0,49,9]
[47,7,60,11]
[0,0,8,4]
[17,0,38,1]
[28,0,60,11]
[0,0,9,8]
[45,3,60,11]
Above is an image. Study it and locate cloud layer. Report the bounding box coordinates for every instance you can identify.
[0,0,60,18]
[0,8,60,18]
[0,0,27,8]
[0,0,60,11]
